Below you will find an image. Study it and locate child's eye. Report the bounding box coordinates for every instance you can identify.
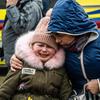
[37,43,44,47]
[38,44,44,47]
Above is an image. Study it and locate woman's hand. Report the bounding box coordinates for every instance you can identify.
[10,54,23,71]
[85,79,99,94]
[6,0,18,7]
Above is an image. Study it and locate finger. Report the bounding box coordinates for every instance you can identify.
[85,84,90,91]
[84,84,87,88]
[10,55,23,67]
[11,58,23,66]
[11,63,22,69]
[14,56,23,65]
[10,60,22,71]
[11,66,16,72]
[84,83,88,90]
[10,54,16,62]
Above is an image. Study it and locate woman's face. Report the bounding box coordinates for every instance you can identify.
[53,34,75,48]
[32,43,56,62]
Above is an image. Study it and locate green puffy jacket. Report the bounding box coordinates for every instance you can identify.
[0,31,72,100]
[0,65,72,100]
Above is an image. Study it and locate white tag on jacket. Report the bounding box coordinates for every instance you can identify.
[22,68,36,75]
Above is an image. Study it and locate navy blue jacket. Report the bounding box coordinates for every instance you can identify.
[48,0,100,93]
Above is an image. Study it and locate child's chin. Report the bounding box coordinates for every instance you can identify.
[40,58,49,62]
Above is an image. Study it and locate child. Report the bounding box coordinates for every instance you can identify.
[0,14,72,100]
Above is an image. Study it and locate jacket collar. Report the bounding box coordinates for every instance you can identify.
[16,48,65,70]
[15,31,65,70]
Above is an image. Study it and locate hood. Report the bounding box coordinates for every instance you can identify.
[15,31,65,70]
[48,0,98,36]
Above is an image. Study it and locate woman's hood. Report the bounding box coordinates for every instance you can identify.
[48,0,98,37]
[15,31,65,70]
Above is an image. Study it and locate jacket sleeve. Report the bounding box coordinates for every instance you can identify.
[60,72,72,100]
[6,0,43,34]
[0,70,20,100]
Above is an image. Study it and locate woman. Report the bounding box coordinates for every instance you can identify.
[47,0,100,99]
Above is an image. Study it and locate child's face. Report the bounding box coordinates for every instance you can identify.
[32,42,56,62]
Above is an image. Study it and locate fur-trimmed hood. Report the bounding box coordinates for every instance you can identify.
[15,31,65,70]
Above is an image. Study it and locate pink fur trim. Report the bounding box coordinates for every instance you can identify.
[45,48,65,70]
[15,31,65,70]
[15,31,43,69]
